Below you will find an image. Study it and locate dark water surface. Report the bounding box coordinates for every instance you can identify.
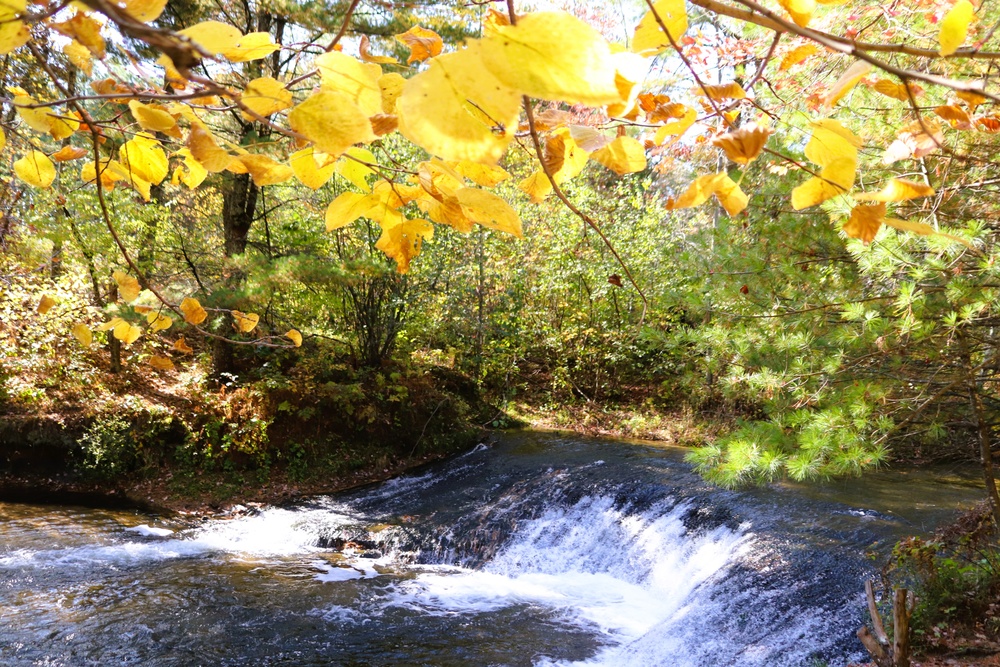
[0,431,985,666]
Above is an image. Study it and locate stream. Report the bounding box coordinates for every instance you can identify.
[0,431,986,666]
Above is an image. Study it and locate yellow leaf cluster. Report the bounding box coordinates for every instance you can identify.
[668,173,748,216]
[631,0,688,55]
[792,120,860,210]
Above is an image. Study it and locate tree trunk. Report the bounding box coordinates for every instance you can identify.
[222,170,257,257]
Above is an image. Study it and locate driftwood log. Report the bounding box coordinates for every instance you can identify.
[857,579,914,667]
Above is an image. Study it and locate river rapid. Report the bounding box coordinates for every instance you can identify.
[0,431,986,666]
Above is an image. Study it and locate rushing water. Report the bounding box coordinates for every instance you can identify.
[0,432,986,666]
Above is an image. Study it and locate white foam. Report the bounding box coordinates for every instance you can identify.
[124,524,174,537]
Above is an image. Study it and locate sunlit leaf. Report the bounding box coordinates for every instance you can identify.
[285,329,302,347]
[128,100,177,133]
[52,145,88,162]
[72,322,93,347]
[288,90,375,158]
[870,79,916,101]
[231,310,259,333]
[711,125,771,165]
[823,60,871,108]
[884,218,973,248]
[224,31,279,62]
[173,337,194,354]
[113,270,141,302]
[653,105,697,145]
[179,297,208,325]
[326,191,374,231]
[843,202,885,243]
[14,151,56,188]
[397,42,520,164]
[591,135,647,174]
[778,0,815,26]
[882,120,943,164]
[518,171,553,203]
[235,154,294,186]
[780,43,818,70]
[480,12,621,106]
[359,35,396,64]
[179,20,242,56]
[187,124,233,172]
[791,157,856,210]
[668,172,748,216]
[395,25,442,64]
[171,148,208,189]
[146,311,173,332]
[113,320,142,345]
[37,294,56,314]
[693,82,746,101]
[315,51,383,117]
[121,0,167,23]
[335,147,376,192]
[241,76,292,119]
[119,133,168,185]
[935,104,972,129]
[62,39,92,74]
[855,179,935,202]
[451,161,510,187]
[939,0,975,56]
[375,218,433,273]
[544,129,590,183]
[149,355,174,370]
[53,12,105,58]
[290,147,337,190]
[631,0,688,55]
[456,187,522,237]
[378,72,406,114]
[805,119,861,167]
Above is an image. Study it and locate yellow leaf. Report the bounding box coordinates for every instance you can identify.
[780,44,819,70]
[13,93,54,134]
[940,0,975,56]
[379,72,406,114]
[119,133,168,185]
[694,82,746,101]
[519,171,553,203]
[0,19,29,55]
[172,148,208,189]
[631,0,688,55]
[14,151,55,188]
[0,126,5,153]
[455,187,523,237]
[394,25,442,64]
[884,218,973,248]
[241,77,292,120]
[113,320,142,345]
[957,89,987,108]
[855,179,935,202]
[711,125,771,165]
[49,112,79,141]
[37,294,56,314]
[231,310,259,333]
[179,297,208,325]
[128,100,176,133]
[935,104,972,129]
[326,191,374,231]
[654,106,697,145]
[823,60,871,108]
[480,12,621,106]
[335,147,376,192]
[146,311,172,332]
[843,202,885,243]
[667,172,748,216]
[288,90,375,158]
[285,329,302,347]
[53,12,105,58]
[397,42,520,164]
[870,79,912,101]
[149,355,174,371]
[791,157,856,210]
[157,54,187,88]
[72,322,93,347]
[544,128,590,183]
[223,31,279,62]
[187,124,232,172]
[62,39,92,74]
[418,195,472,232]
[451,161,510,187]
[121,0,166,23]
[359,35,396,64]
[375,218,433,273]
[173,336,194,353]
[179,20,242,56]
[236,154,294,186]
[778,0,815,27]
[290,147,336,190]
[52,145,88,162]
[804,119,862,167]
[590,135,647,174]
[315,51,383,117]
[113,270,141,302]
[97,317,123,332]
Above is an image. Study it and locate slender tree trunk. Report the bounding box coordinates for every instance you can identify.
[959,334,1000,526]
